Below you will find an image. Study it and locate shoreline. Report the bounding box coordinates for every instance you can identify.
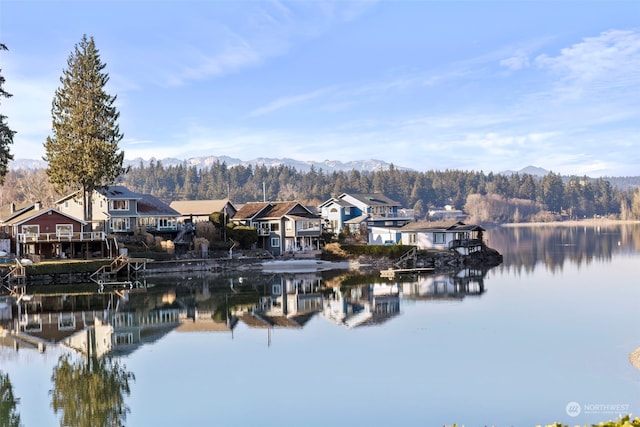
[498,219,640,228]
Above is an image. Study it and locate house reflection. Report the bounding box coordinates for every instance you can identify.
[0,268,490,357]
[323,282,401,328]
[400,268,486,301]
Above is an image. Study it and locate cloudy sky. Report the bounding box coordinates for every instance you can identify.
[1,1,639,177]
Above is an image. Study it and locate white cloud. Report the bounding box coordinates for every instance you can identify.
[535,29,640,99]
[500,53,530,71]
[249,88,330,117]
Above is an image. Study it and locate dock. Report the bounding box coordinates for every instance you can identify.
[380,267,434,279]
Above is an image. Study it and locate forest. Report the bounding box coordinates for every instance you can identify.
[3,160,640,224]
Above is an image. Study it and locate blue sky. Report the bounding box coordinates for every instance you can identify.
[1,1,639,177]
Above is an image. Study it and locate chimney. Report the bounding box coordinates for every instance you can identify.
[34,202,41,211]
[10,202,15,213]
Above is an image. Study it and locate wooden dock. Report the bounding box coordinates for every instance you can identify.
[380,267,434,278]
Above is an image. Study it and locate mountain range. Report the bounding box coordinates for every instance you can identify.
[8,156,640,189]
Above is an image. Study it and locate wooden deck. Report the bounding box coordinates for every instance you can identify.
[380,267,434,278]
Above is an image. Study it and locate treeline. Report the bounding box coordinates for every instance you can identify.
[114,160,640,222]
[3,161,639,223]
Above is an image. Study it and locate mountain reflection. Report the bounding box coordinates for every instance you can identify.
[486,222,640,273]
[1,267,490,359]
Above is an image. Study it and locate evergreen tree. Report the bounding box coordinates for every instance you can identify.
[0,43,15,184]
[44,35,126,221]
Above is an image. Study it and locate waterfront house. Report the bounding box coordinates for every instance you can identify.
[56,186,179,235]
[398,221,486,255]
[169,199,237,224]
[0,203,107,259]
[231,201,322,256]
[318,192,413,236]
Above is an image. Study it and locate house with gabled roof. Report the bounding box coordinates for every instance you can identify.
[398,221,486,255]
[318,192,413,236]
[169,199,237,224]
[0,202,107,258]
[55,185,179,235]
[231,201,321,256]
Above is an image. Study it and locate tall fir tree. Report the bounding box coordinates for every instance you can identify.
[0,43,15,184]
[44,35,126,221]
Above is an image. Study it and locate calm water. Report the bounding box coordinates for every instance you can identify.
[2,223,640,427]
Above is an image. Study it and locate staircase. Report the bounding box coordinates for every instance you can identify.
[1,260,27,298]
[90,254,130,285]
[393,247,417,269]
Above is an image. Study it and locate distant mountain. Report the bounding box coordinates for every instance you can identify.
[501,165,550,177]
[123,156,410,174]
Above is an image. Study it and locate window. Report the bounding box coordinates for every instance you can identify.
[110,200,129,210]
[409,233,417,244]
[110,218,130,232]
[434,232,446,244]
[56,224,73,237]
[21,225,39,237]
[58,313,76,330]
[114,332,134,346]
[269,223,279,232]
[271,237,280,247]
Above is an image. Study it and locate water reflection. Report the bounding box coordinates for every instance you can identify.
[0,370,21,427]
[1,267,492,359]
[486,222,640,273]
[50,354,134,427]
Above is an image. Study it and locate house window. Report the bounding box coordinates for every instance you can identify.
[56,224,73,237]
[434,232,446,244]
[21,225,39,237]
[409,233,417,244]
[272,284,282,295]
[271,237,280,247]
[344,207,350,215]
[110,200,129,210]
[114,332,134,346]
[110,218,130,232]
[269,223,279,232]
[58,313,76,330]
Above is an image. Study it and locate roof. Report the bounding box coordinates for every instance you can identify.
[341,192,401,207]
[3,207,86,227]
[261,201,300,218]
[344,214,369,224]
[136,194,180,217]
[400,221,485,232]
[55,185,141,204]
[169,199,234,216]
[318,197,354,209]
[0,202,34,222]
[233,202,271,220]
[98,186,141,200]
[233,201,315,221]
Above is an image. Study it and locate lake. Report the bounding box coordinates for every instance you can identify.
[1,222,640,427]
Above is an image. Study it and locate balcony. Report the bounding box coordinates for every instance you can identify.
[18,231,107,243]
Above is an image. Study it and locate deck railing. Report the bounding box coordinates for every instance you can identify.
[17,231,107,243]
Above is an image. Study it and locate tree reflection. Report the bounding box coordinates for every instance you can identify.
[0,370,21,427]
[50,354,134,427]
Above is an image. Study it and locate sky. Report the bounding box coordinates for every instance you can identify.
[1,1,639,177]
